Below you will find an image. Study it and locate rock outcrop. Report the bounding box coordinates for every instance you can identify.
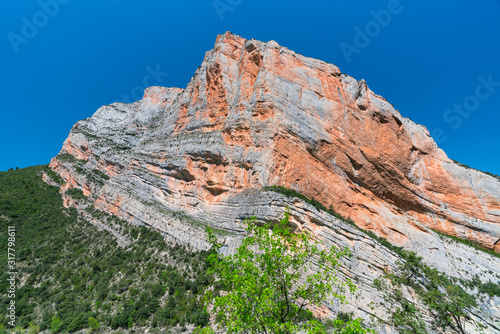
[49,32,500,332]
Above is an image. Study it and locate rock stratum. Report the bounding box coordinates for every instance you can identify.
[49,32,500,332]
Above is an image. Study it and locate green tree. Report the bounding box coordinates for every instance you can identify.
[331,318,376,334]
[88,317,100,332]
[378,251,478,334]
[27,322,41,334]
[50,315,62,333]
[406,260,476,334]
[202,208,374,334]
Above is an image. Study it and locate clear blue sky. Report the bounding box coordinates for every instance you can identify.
[1,0,499,175]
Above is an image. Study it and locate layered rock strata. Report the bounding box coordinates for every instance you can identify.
[49,32,500,332]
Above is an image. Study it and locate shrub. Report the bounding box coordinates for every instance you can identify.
[65,188,86,200]
[88,317,100,332]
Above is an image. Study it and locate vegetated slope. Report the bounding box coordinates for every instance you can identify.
[0,166,210,332]
[1,167,499,333]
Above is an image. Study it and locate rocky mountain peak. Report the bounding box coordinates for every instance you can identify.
[54,32,500,254]
[47,32,500,332]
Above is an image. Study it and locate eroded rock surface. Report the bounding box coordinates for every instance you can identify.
[49,32,500,332]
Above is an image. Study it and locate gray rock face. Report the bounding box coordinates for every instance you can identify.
[49,32,500,333]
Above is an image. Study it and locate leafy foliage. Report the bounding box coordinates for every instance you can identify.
[87,317,100,332]
[202,209,374,334]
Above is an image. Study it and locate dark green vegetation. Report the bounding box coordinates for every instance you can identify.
[44,168,64,185]
[55,153,86,165]
[431,228,500,259]
[264,185,500,333]
[452,159,500,181]
[262,185,354,223]
[67,160,110,187]
[0,166,211,332]
[64,188,85,200]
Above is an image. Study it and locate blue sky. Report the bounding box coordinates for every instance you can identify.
[1,0,499,175]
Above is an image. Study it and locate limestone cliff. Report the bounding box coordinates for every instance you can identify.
[48,32,500,333]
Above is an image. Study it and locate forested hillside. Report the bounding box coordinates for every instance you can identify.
[0,166,210,333]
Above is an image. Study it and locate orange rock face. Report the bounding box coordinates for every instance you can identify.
[50,32,500,253]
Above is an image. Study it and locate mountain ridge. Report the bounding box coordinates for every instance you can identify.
[47,32,500,332]
[53,32,500,252]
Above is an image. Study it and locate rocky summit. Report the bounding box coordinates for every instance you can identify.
[48,32,500,332]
